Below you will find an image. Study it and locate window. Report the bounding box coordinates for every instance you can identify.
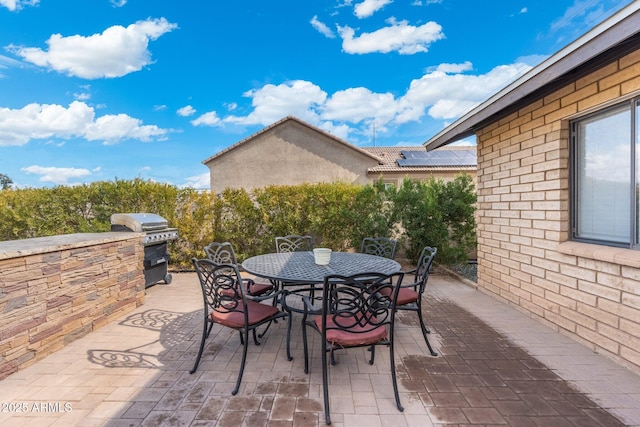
[382,180,396,190]
[571,98,640,247]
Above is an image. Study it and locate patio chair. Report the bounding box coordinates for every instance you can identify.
[301,271,405,424]
[204,241,274,297]
[360,237,398,259]
[190,258,289,395]
[379,245,438,356]
[275,235,314,253]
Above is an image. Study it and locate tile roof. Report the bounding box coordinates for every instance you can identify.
[363,145,476,173]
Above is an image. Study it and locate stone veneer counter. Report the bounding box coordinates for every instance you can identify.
[0,232,144,259]
[0,232,146,379]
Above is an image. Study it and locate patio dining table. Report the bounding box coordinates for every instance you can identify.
[241,251,401,284]
[242,251,402,362]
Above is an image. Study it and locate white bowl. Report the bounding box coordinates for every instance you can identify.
[313,248,332,265]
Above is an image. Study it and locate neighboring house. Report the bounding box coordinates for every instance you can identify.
[424,3,640,372]
[203,116,476,194]
[363,145,476,187]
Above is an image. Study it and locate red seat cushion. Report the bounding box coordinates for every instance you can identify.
[244,279,273,296]
[211,300,280,329]
[315,316,387,347]
[218,280,274,298]
[378,287,419,306]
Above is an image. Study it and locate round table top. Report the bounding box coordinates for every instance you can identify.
[241,251,401,283]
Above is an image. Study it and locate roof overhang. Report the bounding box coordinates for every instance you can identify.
[423,2,640,150]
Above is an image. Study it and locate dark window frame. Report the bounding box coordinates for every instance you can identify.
[570,96,639,249]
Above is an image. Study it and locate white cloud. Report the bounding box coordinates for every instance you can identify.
[191,111,222,127]
[549,0,625,38]
[433,61,473,73]
[208,61,531,142]
[398,62,532,122]
[310,15,335,38]
[84,114,167,145]
[154,104,168,111]
[338,19,444,54]
[181,172,210,189]
[317,121,353,140]
[514,54,548,67]
[224,80,327,126]
[110,0,127,7]
[354,0,392,18]
[0,54,24,71]
[0,0,38,11]
[322,87,397,125]
[21,165,91,185]
[0,101,170,146]
[11,17,178,79]
[73,92,91,101]
[177,105,196,117]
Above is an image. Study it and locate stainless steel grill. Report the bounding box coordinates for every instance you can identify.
[110,213,178,287]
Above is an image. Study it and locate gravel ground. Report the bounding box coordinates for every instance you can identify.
[449,262,477,282]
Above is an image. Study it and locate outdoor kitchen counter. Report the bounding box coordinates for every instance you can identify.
[0,232,144,260]
[0,231,147,380]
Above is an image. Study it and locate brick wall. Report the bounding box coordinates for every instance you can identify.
[475,49,640,372]
[0,234,145,380]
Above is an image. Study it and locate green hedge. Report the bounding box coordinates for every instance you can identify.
[0,176,476,268]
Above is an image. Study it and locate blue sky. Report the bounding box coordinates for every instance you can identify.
[0,0,634,189]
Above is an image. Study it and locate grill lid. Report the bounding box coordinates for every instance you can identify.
[110,213,168,232]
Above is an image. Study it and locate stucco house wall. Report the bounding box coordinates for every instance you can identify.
[425,4,640,372]
[203,117,379,194]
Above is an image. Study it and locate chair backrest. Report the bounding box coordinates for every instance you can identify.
[360,237,398,259]
[413,246,437,293]
[321,271,404,335]
[275,235,313,253]
[204,241,239,264]
[192,258,247,318]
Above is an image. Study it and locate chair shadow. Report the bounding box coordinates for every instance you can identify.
[87,308,200,369]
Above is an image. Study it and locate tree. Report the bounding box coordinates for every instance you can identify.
[0,174,12,190]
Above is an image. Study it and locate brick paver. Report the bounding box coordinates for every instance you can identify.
[0,272,639,426]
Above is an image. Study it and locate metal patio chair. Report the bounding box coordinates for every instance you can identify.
[190,259,289,395]
[379,245,438,356]
[301,271,405,424]
[204,241,274,297]
[360,237,398,259]
[275,235,314,253]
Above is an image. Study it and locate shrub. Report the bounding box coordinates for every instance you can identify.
[393,174,477,264]
[0,177,476,269]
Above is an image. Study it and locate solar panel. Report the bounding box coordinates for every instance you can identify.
[397,149,476,167]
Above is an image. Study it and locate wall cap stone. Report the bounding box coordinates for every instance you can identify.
[0,232,144,261]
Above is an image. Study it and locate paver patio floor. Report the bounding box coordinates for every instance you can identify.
[1,272,640,426]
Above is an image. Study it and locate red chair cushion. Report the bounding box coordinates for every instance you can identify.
[378,287,419,306]
[218,280,274,298]
[244,279,274,296]
[315,316,387,347]
[211,300,280,329]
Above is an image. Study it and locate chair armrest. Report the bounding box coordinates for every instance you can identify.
[247,289,286,304]
[301,295,322,314]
